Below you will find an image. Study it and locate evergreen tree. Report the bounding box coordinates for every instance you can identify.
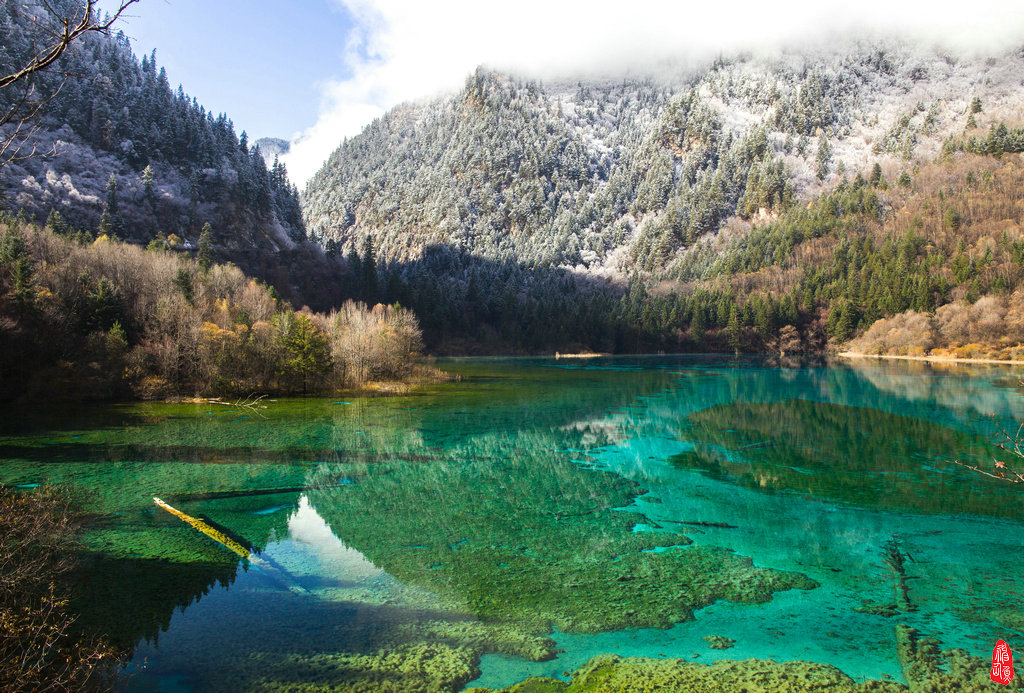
[815,137,832,180]
[726,306,741,352]
[101,174,124,240]
[197,223,214,270]
[277,313,332,393]
[141,165,156,203]
[45,209,67,235]
[360,236,378,304]
[870,162,883,187]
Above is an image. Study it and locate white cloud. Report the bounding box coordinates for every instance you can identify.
[283,0,1024,186]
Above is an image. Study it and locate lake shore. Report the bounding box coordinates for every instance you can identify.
[838,351,1024,366]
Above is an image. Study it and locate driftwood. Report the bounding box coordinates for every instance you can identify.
[203,394,269,418]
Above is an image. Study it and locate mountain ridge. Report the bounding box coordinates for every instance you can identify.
[304,39,1024,275]
[299,38,1024,353]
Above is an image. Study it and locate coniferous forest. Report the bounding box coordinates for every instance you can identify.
[5,5,1024,693]
[3,3,1024,401]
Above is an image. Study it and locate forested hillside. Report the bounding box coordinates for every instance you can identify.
[0,216,426,402]
[0,1,344,309]
[6,14,1024,357]
[304,42,1024,353]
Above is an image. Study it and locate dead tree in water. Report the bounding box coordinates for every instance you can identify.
[881,537,915,613]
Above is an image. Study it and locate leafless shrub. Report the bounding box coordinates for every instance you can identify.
[324,301,424,386]
[0,486,122,691]
[967,295,1005,343]
[848,309,935,355]
[935,302,970,346]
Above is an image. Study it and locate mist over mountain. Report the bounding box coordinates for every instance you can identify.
[297,39,1024,353]
[305,40,1023,273]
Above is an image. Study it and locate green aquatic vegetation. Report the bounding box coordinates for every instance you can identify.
[479,627,1023,692]
[702,634,736,649]
[395,621,558,661]
[672,399,1024,519]
[989,608,1024,633]
[247,622,557,693]
[248,643,478,692]
[895,624,1020,691]
[307,427,817,634]
[854,601,900,618]
[475,653,906,692]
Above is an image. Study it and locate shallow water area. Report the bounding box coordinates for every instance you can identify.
[1,355,1023,691]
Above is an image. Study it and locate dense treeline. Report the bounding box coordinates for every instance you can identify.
[305,60,845,270]
[617,153,1024,352]
[305,45,1021,275]
[357,152,1024,355]
[0,215,426,402]
[303,44,1024,354]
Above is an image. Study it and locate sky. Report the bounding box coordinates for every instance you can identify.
[115,0,357,143]
[115,0,1024,187]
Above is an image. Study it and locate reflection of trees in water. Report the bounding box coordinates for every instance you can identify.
[306,425,816,635]
[672,398,1023,519]
[72,486,309,650]
[844,359,1024,424]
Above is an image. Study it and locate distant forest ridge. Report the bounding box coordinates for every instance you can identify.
[4,18,1024,356]
[302,42,1024,353]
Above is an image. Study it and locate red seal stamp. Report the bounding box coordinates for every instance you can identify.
[991,639,1015,685]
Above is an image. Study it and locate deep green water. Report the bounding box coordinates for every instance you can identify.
[1,356,1023,691]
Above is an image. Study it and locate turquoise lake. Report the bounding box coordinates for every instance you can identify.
[1,355,1023,691]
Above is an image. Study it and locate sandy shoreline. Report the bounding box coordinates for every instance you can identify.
[838,351,1024,367]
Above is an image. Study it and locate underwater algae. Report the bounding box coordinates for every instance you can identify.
[305,425,817,635]
[470,623,1021,692]
[7,358,1024,692]
[702,634,736,650]
[672,398,1023,519]
[468,653,901,692]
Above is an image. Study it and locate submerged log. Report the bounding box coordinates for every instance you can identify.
[153,496,308,594]
[154,497,250,558]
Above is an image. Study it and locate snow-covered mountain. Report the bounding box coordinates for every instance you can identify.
[304,40,1024,275]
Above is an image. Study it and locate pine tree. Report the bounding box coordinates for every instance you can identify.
[815,137,832,181]
[0,228,34,313]
[277,313,331,393]
[46,209,67,235]
[197,223,214,270]
[360,236,378,304]
[869,162,883,187]
[141,165,156,203]
[102,174,124,240]
[726,305,741,352]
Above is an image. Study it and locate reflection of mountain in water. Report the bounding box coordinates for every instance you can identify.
[672,398,1023,520]
[73,489,303,648]
[5,357,1024,690]
[305,425,817,635]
